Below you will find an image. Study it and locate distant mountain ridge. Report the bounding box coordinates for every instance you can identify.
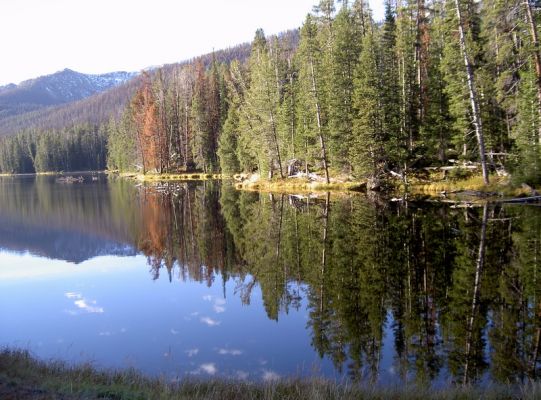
[0,69,137,120]
[0,30,298,136]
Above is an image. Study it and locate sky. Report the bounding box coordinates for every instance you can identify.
[0,0,384,86]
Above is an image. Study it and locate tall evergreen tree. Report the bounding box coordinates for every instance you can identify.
[352,30,384,180]
[297,14,331,183]
[327,2,363,172]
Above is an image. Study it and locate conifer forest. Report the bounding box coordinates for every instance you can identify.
[5,1,541,395]
[0,0,540,189]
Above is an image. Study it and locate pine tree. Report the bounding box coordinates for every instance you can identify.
[352,31,384,180]
[242,29,285,178]
[395,0,420,173]
[218,101,241,175]
[513,68,541,185]
[191,61,213,172]
[380,1,403,176]
[297,14,331,183]
[442,0,489,183]
[421,0,452,164]
[327,2,363,172]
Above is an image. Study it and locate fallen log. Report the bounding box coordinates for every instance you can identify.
[497,195,541,204]
[522,183,540,196]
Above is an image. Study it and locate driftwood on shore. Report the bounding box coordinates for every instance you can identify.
[56,176,84,184]
[427,194,541,208]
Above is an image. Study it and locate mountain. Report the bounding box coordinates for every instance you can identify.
[0,30,297,137]
[0,83,16,94]
[0,215,137,264]
[0,76,144,136]
[0,69,137,120]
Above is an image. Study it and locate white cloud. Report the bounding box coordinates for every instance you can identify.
[200,363,217,375]
[213,298,226,313]
[236,370,249,380]
[203,295,227,313]
[99,331,112,336]
[65,292,104,314]
[74,299,104,314]
[185,348,199,357]
[262,370,280,382]
[200,317,220,327]
[217,348,243,356]
[170,329,180,335]
[185,311,200,320]
[213,304,226,313]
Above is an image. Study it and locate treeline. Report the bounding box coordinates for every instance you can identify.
[107,30,299,174]
[0,125,107,173]
[108,0,541,185]
[0,41,258,174]
[1,0,540,184]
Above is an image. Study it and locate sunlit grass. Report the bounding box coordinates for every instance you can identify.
[405,170,534,198]
[235,177,366,194]
[1,348,540,400]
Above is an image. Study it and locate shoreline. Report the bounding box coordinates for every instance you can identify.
[0,170,106,177]
[0,348,536,400]
[2,169,540,203]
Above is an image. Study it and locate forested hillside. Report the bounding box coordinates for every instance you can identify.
[0,41,255,173]
[1,0,540,187]
[0,69,136,123]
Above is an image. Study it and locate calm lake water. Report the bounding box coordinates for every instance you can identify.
[1,175,541,386]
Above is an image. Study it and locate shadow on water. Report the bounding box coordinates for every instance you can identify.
[1,176,541,386]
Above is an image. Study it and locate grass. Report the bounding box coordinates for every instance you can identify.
[234,175,366,194]
[1,348,540,400]
[405,169,538,198]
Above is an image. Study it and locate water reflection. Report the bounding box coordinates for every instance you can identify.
[0,176,540,386]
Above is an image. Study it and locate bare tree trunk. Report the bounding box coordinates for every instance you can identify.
[525,0,541,142]
[269,110,284,178]
[416,0,428,123]
[454,0,489,184]
[184,104,189,169]
[262,49,284,179]
[463,204,488,384]
[288,57,296,158]
[309,57,330,184]
[319,192,330,314]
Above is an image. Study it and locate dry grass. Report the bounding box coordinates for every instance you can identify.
[1,348,539,400]
[406,171,531,197]
[236,177,366,194]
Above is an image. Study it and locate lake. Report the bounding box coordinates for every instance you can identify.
[0,175,540,386]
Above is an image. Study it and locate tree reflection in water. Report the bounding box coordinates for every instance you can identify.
[132,182,541,385]
[1,176,540,385]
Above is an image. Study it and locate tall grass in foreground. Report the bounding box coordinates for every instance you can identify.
[1,348,540,399]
